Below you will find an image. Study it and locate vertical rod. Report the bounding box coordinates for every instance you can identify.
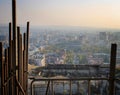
[109,43,117,95]
[17,27,23,95]
[51,81,54,95]
[23,33,27,93]
[12,0,17,95]
[20,34,23,95]
[26,22,30,95]
[5,49,9,95]
[11,40,14,95]
[77,82,80,94]
[9,22,12,45]
[46,80,50,95]
[12,0,17,42]
[70,80,72,95]
[0,42,4,95]
[88,80,91,95]
[23,49,26,93]
[4,49,7,95]
[9,22,13,95]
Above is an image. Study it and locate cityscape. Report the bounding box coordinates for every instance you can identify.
[0,0,120,95]
[0,26,120,95]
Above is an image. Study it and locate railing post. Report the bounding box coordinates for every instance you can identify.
[88,80,91,95]
[77,81,80,94]
[70,80,72,95]
[46,80,50,95]
[109,43,117,95]
[51,80,54,95]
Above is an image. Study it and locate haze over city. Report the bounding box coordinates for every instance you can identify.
[0,0,120,29]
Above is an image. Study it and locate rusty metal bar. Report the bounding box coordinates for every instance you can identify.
[77,81,80,94]
[17,27,23,95]
[29,77,109,81]
[30,77,120,95]
[8,22,12,95]
[51,81,54,95]
[12,0,17,95]
[70,80,72,95]
[4,49,7,95]
[16,77,26,95]
[9,22,12,44]
[5,48,9,95]
[30,80,35,95]
[23,33,27,94]
[23,49,26,94]
[109,43,117,95]
[88,80,91,95]
[45,80,50,95]
[0,42,4,95]
[26,22,30,95]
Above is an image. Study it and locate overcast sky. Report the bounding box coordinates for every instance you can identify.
[0,0,120,29]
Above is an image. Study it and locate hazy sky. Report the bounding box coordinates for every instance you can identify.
[0,0,120,29]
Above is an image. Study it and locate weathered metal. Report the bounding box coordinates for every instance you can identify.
[0,42,4,95]
[109,43,117,95]
[1,0,29,95]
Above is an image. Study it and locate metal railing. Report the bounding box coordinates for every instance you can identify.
[29,77,120,95]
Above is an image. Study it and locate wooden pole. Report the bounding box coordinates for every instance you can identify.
[109,43,117,95]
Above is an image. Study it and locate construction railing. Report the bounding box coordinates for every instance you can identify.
[29,77,120,95]
[0,0,29,95]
